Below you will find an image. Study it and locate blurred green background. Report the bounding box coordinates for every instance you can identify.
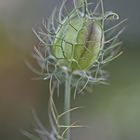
[0,0,140,140]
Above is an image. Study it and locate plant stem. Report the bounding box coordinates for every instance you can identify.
[75,0,86,13]
[64,73,72,140]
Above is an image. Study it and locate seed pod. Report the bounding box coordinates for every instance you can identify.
[53,12,103,71]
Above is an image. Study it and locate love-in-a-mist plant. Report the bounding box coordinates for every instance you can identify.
[24,0,126,140]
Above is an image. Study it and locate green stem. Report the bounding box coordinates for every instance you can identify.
[64,73,72,140]
[75,0,85,7]
[75,0,87,13]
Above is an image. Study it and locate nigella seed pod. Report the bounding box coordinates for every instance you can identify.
[53,12,103,71]
[32,0,124,83]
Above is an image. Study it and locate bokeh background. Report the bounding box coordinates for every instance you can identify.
[0,0,140,140]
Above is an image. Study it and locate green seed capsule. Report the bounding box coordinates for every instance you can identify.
[53,12,103,71]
